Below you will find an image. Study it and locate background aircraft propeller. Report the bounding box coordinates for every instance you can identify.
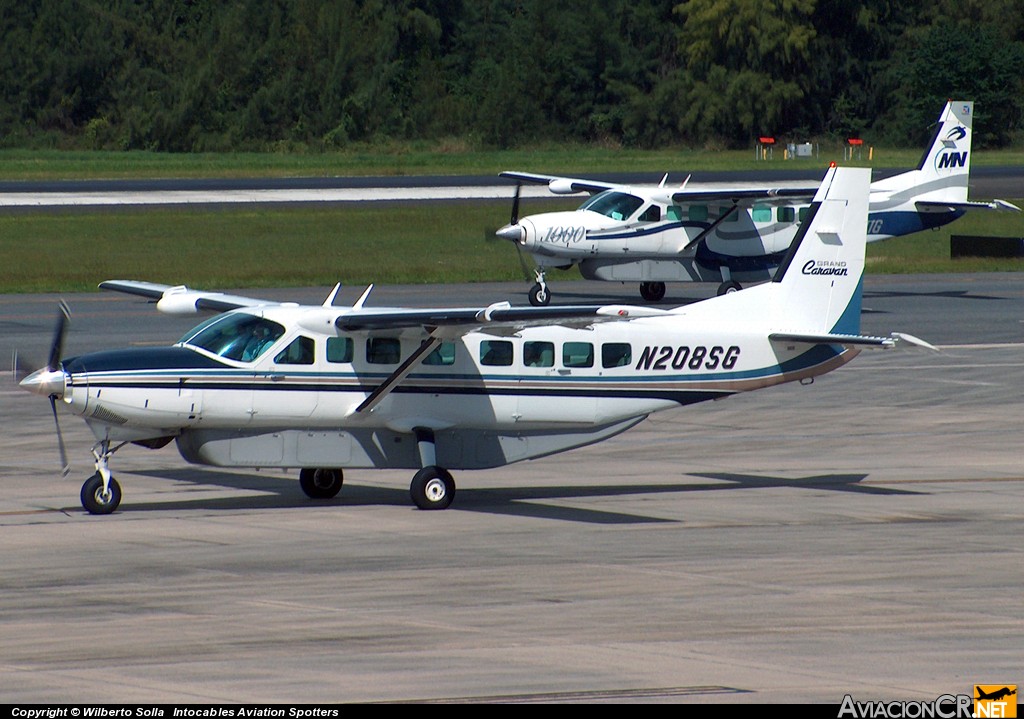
[14,301,72,475]
[482,182,533,283]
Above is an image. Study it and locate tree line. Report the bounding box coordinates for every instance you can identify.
[2,0,1022,153]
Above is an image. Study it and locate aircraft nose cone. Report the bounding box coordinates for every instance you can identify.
[495,223,526,244]
[19,367,67,398]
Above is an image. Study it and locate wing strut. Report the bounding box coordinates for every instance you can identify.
[354,336,442,414]
[682,204,741,251]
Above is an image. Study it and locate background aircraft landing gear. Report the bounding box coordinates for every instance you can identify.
[529,268,551,306]
[81,472,121,514]
[410,466,455,510]
[299,467,344,499]
[717,280,742,295]
[528,283,550,306]
[639,281,666,302]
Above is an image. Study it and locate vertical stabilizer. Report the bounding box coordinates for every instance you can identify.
[676,166,871,337]
[873,100,973,203]
[771,166,871,335]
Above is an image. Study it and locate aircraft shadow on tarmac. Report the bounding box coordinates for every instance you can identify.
[862,289,1007,302]
[75,467,923,525]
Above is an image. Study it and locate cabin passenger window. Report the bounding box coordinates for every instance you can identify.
[666,206,683,221]
[327,337,353,363]
[480,340,513,366]
[602,343,632,368]
[423,341,456,366]
[778,206,796,222]
[719,207,739,222]
[752,205,772,223]
[524,341,554,367]
[798,207,811,222]
[562,342,594,368]
[367,337,401,364]
[274,336,315,365]
[688,205,708,222]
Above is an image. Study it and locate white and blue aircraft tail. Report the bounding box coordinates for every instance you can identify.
[19,167,932,514]
[867,100,1017,240]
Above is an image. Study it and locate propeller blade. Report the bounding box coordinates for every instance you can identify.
[513,243,533,283]
[510,182,522,225]
[47,300,71,371]
[50,395,70,476]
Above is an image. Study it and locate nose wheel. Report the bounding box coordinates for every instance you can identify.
[81,472,122,514]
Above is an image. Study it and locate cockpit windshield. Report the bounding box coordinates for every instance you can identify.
[578,190,645,221]
[179,313,286,362]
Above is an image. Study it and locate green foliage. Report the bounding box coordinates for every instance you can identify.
[1,0,1023,151]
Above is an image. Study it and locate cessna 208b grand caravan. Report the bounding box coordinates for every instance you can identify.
[20,167,932,515]
[498,100,1018,305]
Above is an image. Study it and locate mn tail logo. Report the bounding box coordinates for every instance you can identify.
[974,685,1017,718]
[938,151,968,169]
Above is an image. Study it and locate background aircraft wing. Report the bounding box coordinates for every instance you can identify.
[499,170,619,195]
[100,280,268,314]
[671,186,818,205]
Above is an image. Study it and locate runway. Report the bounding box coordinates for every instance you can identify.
[1,275,1022,703]
[1,166,1021,207]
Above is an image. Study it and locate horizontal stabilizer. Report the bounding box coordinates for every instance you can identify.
[769,331,938,351]
[916,199,1021,213]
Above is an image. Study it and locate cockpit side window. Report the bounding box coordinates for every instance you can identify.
[578,191,645,221]
[638,205,661,222]
[182,313,285,362]
[274,335,315,365]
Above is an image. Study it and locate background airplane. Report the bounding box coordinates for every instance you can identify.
[497,100,1019,305]
[18,167,930,515]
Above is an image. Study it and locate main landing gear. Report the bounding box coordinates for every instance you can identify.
[299,429,456,510]
[299,467,344,499]
[409,428,455,510]
[639,281,666,302]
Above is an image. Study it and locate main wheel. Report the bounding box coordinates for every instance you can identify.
[81,473,122,515]
[717,280,742,296]
[410,466,455,510]
[299,467,344,499]
[639,281,666,302]
[528,283,550,306]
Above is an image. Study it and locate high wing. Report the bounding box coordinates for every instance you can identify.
[671,185,818,205]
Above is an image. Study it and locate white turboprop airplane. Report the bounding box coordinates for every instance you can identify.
[497,100,1019,305]
[19,166,932,515]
